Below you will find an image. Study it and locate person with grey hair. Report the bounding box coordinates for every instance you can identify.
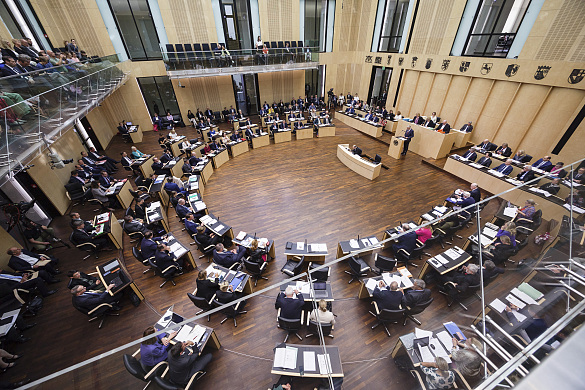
[275,285,304,320]
[516,165,535,182]
[440,263,480,299]
[392,224,418,256]
[403,278,431,307]
[373,280,404,311]
[212,242,246,268]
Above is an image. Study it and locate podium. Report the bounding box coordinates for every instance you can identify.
[388,136,405,159]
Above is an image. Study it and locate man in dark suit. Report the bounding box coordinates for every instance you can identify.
[188,152,202,166]
[155,244,184,270]
[460,121,473,133]
[213,243,246,268]
[454,191,476,210]
[477,152,493,168]
[81,151,116,173]
[140,231,161,260]
[71,283,119,311]
[440,264,481,298]
[69,212,94,232]
[166,341,212,386]
[539,178,561,195]
[470,183,481,203]
[495,143,512,157]
[184,213,199,237]
[437,120,451,133]
[98,171,116,188]
[205,108,213,119]
[244,125,255,139]
[89,147,119,166]
[175,199,192,219]
[373,280,404,311]
[7,247,59,276]
[123,215,147,234]
[164,177,188,197]
[422,118,435,128]
[0,270,56,299]
[402,126,414,156]
[392,224,417,255]
[72,220,111,250]
[493,159,514,176]
[403,279,432,308]
[351,145,362,156]
[69,170,88,186]
[275,286,305,319]
[477,139,496,152]
[151,157,170,176]
[182,159,193,175]
[516,166,535,182]
[532,156,553,171]
[195,225,220,249]
[573,167,585,184]
[160,150,173,164]
[461,148,477,161]
[0,56,29,91]
[117,122,129,134]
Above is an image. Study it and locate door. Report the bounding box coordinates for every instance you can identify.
[367,66,393,107]
[232,74,259,115]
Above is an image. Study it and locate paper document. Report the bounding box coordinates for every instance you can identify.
[429,337,451,363]
[296,281,310,295]
[408,223,417,230]
[175,325,193,342]
[189,325,207,344]
[194,201,206,211]
[512,311,527,322]
[483,227,498,238]
[317,354,332,375]
[236,231,247,240]
[444,249,460,260]
[434,206,448,214]
[361,238,371,246]
[490,170,505,178]
[415,328,433,339]
[215,224,225,232]
[296,242,304,250]
[382,273,395,286]
[434,254,449,265]
[436,331,453,351]
[365,279,378,292]
[469,163,484,169]
[490,298,507,313]
[369,237,379,245]
[349,239,359,249]
[418,345,435,363]
[303,351,316,371]
[503,207,518,218]
[429,258,443,268]
[517,283,543,300]
[398,267,412,278]
[422,213,434,221]
[564,204,585,214]
[401,275,414,288]
[511,287,538,305]
[506,294,526,309]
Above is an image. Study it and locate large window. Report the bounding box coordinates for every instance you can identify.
[109,0,161,60]
[137,76,180,118]
[377,0,409,52]
[0,1,23,38]
[463,0,531,57]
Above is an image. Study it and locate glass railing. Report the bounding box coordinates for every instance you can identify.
[0,55,127,185]
[17,156,585,389]
[162,47,320,71]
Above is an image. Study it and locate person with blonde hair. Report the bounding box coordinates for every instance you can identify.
[420,356,455,389]
[308,299,335,325]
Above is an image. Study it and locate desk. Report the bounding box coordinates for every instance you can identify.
[462,224,499,252]
[233,119,250,131]
[96,258,144,300]
[279,281,334,301]
[233,232,276,259]
[204,263,253,294]
[169,136,187,157]
[393,120,457,159]
[337,144,381,180]
[0,309,21,338]
[132,155,154,178]
[128,125,143,143]
[391,324,461,367]
[149,175,170,207]
[209,148,229,169]
[105,179,133,209]
[228,140,249,158]
[187,193,207,216]
[200,213,234,240]
[164,233,197,269]
[271,344,343,378]
[296,127,313,140]
[452,129,472,149]
[201,126,219,143]
[286,117,308,127]
[251,133,270,149]
[93,212,124,249]
[274,129,292,144]
[284,241,328,264]
[358,267,414,299]
[146,201,170,232]
[382,222,420,249]
[167,158,184,178]
[317,124,335,137]
[193,159,213,185]
[155,309,221,350]
[418,246,471,280]
[387,136,405,159]
[184,174,204,195]
[336,111,383,137]
[336,235,382,258]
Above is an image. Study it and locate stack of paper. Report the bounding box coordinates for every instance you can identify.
[517,283,543,300]
[273,346,298,369]
[215,224,225,232]
[296,242,304,250]
[503,207,518,218]
[193,201,206,211]
[401,275,414,288]
[236,231,247,240]
[369,237,380,245]
[365,279,378,292]
[422,213,434,221]
[418,345,434,363]
[434,206,448,214]
[317,354,332,375]
[361,238,371,246]
[415,328,433,338]
[436,331,453,351]
[506,294,526,309]
[398,267,412,278]
[434,254,449,265]
[429,337,451,363]
[483,227,498,238]
[489,298,507,313]
[511,287,538,305]
[175,325,193,342]
[258,238,269,248]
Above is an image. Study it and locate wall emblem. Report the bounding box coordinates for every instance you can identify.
[374,56,382,64]
[505,64,520,77]
[411,57,418,67]
[441,60,450,71]
[480,63,493,75]
[534,66,551,80]
[459,61,470,73]
[425,58,432,69]
[387,55,392,65]
[398,57,404,66]
[365,56,372,63]
[568,69,585,84]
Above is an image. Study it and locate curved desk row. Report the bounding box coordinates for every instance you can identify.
[337,144,381,180]
[336,112,384,138]
[390,120,458,160]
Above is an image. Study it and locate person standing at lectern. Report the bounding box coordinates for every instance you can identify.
[402,126,414,156]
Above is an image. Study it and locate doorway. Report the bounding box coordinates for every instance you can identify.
[232,74,259,115]
[367,66,393,108]
[219,0,253,51]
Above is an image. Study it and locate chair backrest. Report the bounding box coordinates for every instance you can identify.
[407,297,434,316]
[165,44,177,62]
[308,319,333,336]
[123,354,147,381]
[187,292,211,310]
[175,44,185,61]
[374,154,381,163]
[132,246,147,265]
[532,209,543,227]
[309,263,329,281]
[193,43,202,52]
[69,231,81,246]
[278,316,302,331]
[64,182,85,198]
[291,41,297,48]
[153,375,182,390]
[243,258,261,274]
[378,308,405,321]
[375,254,396,272]
[297,40,304,48]
[292,255,305,275]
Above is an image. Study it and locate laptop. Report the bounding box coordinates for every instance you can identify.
[312,282,328,298]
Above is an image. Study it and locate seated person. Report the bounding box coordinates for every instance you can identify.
[202,142,212,155]
[131,146,145,159]
[470,183,481,202]
[123,215,147,235]
[505,304,549,346]
[392,224,417,255]
[23,220,60,251]
[245,239,267,263]
[495,143,512,157]
[477,139,495,152]
[209,139,221,150]
[461,148,477,161]
[477,152,493,168]
[189,151,203,166]
[539,178,561,195]
[72,220,111,250]
[460,121,473,133]
[412,113,423,125]
[439,264,480,298]
[213,243,246,268]
[516,166,535,182]
[422,118,434,128]
[0,270,57,299]
[549,162,566,178]
[436,120,451,133]
[166,341,212,387]
[512,149,529,163]
[98,171,117,188]
[420,357,455,390]
[308,299,335,325]
[532,156,553,171]
[141,231,162,260]
[403,279,431,308]
[140,326,177,372]
[7,247,59,276]
[196,225,221,248]
[275,286,304,320]
[67,270,104,291]
[151,157,170,176]
[495,221,517,247]
[565,190,585,209]
[175,198,197,220]
[415,226,432,244]
[572,167,585,183]
[453,191,475,211]
[373,280,404,310]
[493,159,514,175]
[517,199,537,222]
[351,145,362,156]
[154,244,184,271]
[216,280,245,307]
[184,213,200,236]
[164,176,188,197]
[70,283,120,311]
[450,337,483,379]
[195,270,219,301]
[134,198,147,220]
[482,260,505,280]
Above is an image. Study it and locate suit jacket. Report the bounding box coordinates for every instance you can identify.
[155,250,178,271]
[185,219,198,236]
[438,123,451,133]
[477,156,492,168]
[373,287,404,311]
[403,288,432,308]
[352,147,362,156]
[532,159,553,171]
[404,128,414,140]
[98,175,113,188]
[517,170,535,182]
[213,249,240,268]
[539,182,560,195]
[452,272,480,292]
[196,279,219,301]
[412,116,424,125]
[462,151,477,161]
[494,163,513,176]
[422,120,434,128]
[196,232,218,249]
[135,204,146,220]
[175,204,190,219]
[393,231,417,253]
[141,238,160,260]
[216,289,238,304]
[167,347,203,385]
[457,196,476,208]
[73,291,111,312]
[160,153,172,164]
[124,220,147,234]
[121,156,133,167]
[164,182,184,195]
[72,228,96,244]
[182,162,193,174]
[478,142,496,152]
[495,146,512,157]
[275,293,305,319]
[8,250,47,271]
[189,156,202,166]
[460,124,473,133]
[245,128,254,138]
[470,188,481,202]
[69,272,101,290]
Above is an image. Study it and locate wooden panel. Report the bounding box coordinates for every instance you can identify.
[257,70,305,105]
[473,80,519,143]
[0,18,12,40]
[258,0,299,42]
[159,0,217,44]
[0,226,20,269]
[424,73,451,115]
[442,75,470,126]
[410,71,434,116]
[535,0,585,62]
[332,0,377,53]
[172,76,236,123]
[396,70,419,116]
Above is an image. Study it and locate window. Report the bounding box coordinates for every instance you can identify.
[219,0,253,50]
[463,0,531,57]
[377,0,409,52]
[304,0,323,48]
[137,76,181,118]
[0,1,23,38]
[108,0,161,60]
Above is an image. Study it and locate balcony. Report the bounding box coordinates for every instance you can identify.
[0,55,128,186]
[163,46,320,79]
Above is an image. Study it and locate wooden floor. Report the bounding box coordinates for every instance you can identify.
[7,114,547,389]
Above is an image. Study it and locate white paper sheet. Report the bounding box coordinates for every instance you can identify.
[415,328,433,339]
[303,351,316,371]
[490,298,507,313]
[512,310,527,322]
[418,345,435,363]
[434,254,449,265]
[506,294,526,309]
[365,279,378,292]
[349,239,359,249]
[296,242,304,250]
[175,325,193,342]
[436,331,453,351]
[511,288,538,305]
[236,231,247,240]
[503,207,518,218]
[317,354,332,375]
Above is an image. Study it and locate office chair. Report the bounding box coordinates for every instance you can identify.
[132,246,155,274]
[211,298,247,327]
[129,188,151,203]
[69,232,99,260]
[153,371,206,390]
[149,258,179,288]
[308,262,330,282]
[305,319,334,339]
[421,233,440,257]
[123,226,145,244]
[191,236,214,263]
[374,154,381,164]
[394,248,419,268]
[72,298,119,329]
[442,281,481,311]
[403,297,434,326]
[187,291,213,321]
[369,302,405,337]
[453,369,473,390]
[123,352,168,390]
[277,314,303,342]
[281,255,305,277]
[243,258,268,287]
[64,182,88,207]
[409,369,428,390]
[516,209,542,237]
[373,253,396,275]
[88,198,108,212]
[345,256,370,283]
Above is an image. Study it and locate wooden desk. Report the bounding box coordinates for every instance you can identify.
[164,233,196,269]
[233,232,276,260]
[169,136,187,157]
[358,267,414,299]
[93,212,123,249]
[284,241,328,264]
[148,175,169,207]
[418,246,471,280]
[210,149,229,169]
[204,263,253,295]
[274,130,292,144]
[229,140,249,158]
[296,127,313,140]
[96,258,144,300]
[169,158,184,178]
[201,126,219,143]
[146,201,170,232]
[135,155,154,178]
[200,212,234,240]
[394,120,457,159]
[452,129,472,149]
[336,112,383,137]
[106,179,133,209]
[251,134,270,149]
[391,325,458,367]
[194,160,213,185]
[387,136,405,159]
[280,281,334,302]
[271,344,343,378]
[336,235,382,258]
[317,124,335,137]
[155,309,221,350]
[337,144,381,180]
[184,174,204,195]
[128,125,143,143]
[187,193,207,216]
